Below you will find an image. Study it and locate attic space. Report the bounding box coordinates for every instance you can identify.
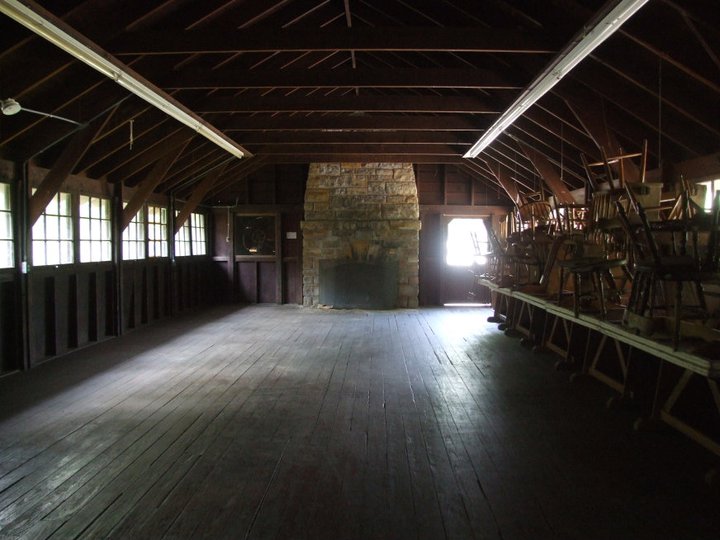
[1,1,720,538]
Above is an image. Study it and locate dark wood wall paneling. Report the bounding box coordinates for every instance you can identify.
[0,270,20,373]
[0,165,216,371]
[416,164,509,305]
[1,161,510,373]
[211,165,306,305]
[209,163,510,307]
[28,264,114,362]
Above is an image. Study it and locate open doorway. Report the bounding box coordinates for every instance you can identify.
[442,217,491,306]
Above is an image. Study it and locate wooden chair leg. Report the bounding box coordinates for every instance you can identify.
[674,280,681,350]
[573,272,581,317]
[596,271,607,319]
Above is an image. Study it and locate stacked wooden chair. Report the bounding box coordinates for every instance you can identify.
[508,200,553,286]
[554,144,649,319]
[615,186,719,349]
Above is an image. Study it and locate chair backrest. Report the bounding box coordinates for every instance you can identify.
[485,222,505,255]
[615,195,661,267]
[703,190,720,272]
[516,200,552,235]
[553,203,587,234]
[582,140,648,194]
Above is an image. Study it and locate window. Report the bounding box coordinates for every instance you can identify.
[79,195,111,262]
[147,205,168,257]
[698,179,720,210]
[32,192,73,266]
[190,213,207,256]
[446,218,489,267]
[175,212,206,257]
[123,205,145,260]
[0,183,12,269]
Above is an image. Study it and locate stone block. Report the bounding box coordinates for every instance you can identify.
[367,182,387,195]
[382,206,419,220]
[384,181,417,195]
[312,163,341,175]
[305,190,330,203]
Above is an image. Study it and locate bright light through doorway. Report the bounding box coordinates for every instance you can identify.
[446,218,489,267]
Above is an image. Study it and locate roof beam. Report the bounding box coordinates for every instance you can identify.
[259,155,472,165]
[28,114,113,226]
[162,68,521,90]
[235,132,473,146]
[174,162,228,234]
[563,94,642,182]
[122,138,191,230]
[225,115,484,132]
[106,129,194,183]
[253,144,463,156]
[196,95,499,114]
[112,27,555,55]
[476,158,523,206]
[0,0,250,160]
[463,0,649,158]
[518,140,576,204]
[206,156,271,199]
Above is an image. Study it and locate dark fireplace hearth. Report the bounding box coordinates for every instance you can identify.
[319,259,398,309]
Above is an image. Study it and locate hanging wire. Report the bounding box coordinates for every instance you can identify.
[129,119,134,150]
[226,206,231,243]
[657,58,663,167]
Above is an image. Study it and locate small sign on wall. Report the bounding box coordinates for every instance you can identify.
[286,231,297,239]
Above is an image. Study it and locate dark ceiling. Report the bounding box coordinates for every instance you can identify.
[1,0,719,204]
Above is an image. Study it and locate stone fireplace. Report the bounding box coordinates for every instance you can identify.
[302,163,420,308]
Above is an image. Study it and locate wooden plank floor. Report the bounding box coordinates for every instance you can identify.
[1,305,718,539]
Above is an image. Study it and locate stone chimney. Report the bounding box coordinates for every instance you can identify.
[302,163,420,308]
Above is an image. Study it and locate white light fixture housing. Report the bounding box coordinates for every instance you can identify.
[464,0,649,159]
[2,97,82,124]
[1,98,22,115]
[0,0,249,159]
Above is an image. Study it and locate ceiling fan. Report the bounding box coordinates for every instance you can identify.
[1,98,80,125]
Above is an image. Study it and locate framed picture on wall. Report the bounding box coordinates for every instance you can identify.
[235,214,277,256]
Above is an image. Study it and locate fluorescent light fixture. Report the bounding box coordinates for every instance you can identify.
[0,0,249,159]
[464,0,649,158]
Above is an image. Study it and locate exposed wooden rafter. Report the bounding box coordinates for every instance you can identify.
[112,27,556,55]
[28,111,114,226]
[121,137,192,230]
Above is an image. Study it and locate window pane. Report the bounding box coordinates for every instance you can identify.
[61,240,73,264]
[45,194,58,215]
[60,216,72,240]
[0,213,11,238]
[46,215,59,240]
[46,241,60,265]
[59,193,72,216]
[33,242,45,266]
[0,184,9,210]
[79,195,90,218]
[78,195,112,263]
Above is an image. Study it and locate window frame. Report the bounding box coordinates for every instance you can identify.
[32,191,74,267]
[147,204,169,258]
[0,183,14,270]
[175,211,208,258]
[122,204,147,261]
[78,194,112,263]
